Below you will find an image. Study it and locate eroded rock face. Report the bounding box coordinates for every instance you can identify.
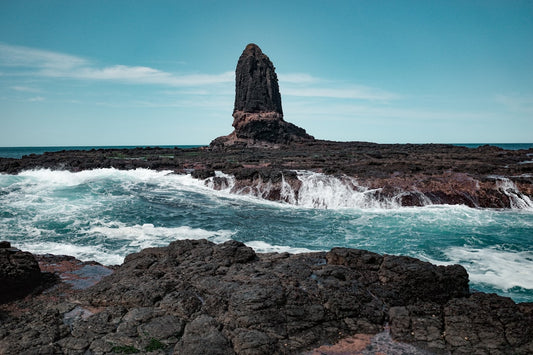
[211,43,314,147]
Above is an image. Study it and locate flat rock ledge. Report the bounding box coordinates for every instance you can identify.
[1,239,532,354]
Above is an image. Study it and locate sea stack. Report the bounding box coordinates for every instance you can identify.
[211,43,314,147]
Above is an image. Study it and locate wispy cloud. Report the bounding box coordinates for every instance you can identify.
[278,72,400,101]
[284,100,494,122]
[495,94,533,115]
[28,96,44,102]
[278,73,318,84]
[0,42,233,87]
[0,42,401,102]
[72,66,234,86]
[11,85,41,93]
[283,86,400,101]
[0,43,87,70]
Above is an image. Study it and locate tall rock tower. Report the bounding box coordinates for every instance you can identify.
[211,44,314,147]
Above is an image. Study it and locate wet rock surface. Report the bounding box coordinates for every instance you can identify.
[0,142,531,208]
[1,240,531,354]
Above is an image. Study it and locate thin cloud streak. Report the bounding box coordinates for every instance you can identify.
[11,86,41,93]
[495,94,533,115]
[278,73,318,84]
[0,42,233,87]
[283,86,400,101]
[0,42,87,69]
[284,100,495,122]
[28,96,45,102]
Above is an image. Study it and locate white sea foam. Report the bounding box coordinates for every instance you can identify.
[204,170,424,209]
[425,247,533,291]
[16,168,210,192]
[204,171,236,191]
[86,222,234,248]
[294,171,403,209]
[496,177,533,210]
[244,240,315,254]
[17,241,125,266]
[3,168,532,304]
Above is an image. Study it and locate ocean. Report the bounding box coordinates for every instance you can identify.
[0,144,532,303]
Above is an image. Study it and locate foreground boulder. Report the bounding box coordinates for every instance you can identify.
[2,239,531,354]
[0,241,44,303]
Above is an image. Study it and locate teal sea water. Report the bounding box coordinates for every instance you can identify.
[0,144,532,303]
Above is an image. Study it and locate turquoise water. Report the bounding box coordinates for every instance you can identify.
[1,168,532,303]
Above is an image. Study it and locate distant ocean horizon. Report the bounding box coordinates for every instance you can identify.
[0,143,532,159]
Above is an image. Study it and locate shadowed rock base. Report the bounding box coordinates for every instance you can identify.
[211,111,314,148]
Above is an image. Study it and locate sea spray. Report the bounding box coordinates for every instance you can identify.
[495,177,533,209]
[206,170,428,209]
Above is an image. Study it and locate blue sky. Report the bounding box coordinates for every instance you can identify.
[1,0,532,146]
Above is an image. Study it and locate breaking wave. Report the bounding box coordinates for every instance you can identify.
[204,170,532,210]
[495,177,533,209]
[424,246,533,299]
[204,170,435,209]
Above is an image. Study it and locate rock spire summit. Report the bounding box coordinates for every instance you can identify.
[233,43,283,115]
[211,43,314,147]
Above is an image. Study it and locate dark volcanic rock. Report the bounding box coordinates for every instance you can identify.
[234,43,283,115]
[0,241,44,303]
[211,43,314,147]
[0,240,532,354]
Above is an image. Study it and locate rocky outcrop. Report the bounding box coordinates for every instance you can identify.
[1,240,531,354]
[0,241,46,303]
[211,44,314,147]
[233,43,283,115]
[0,143,531,208]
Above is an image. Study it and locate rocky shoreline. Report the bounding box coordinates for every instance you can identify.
[1,141,532,209]
[1,239,532,354]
